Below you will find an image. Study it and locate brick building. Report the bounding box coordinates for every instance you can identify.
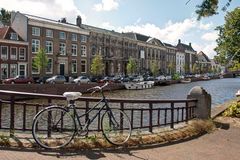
[9,11,198,78]
[11,12,90,79]
[0,26,29,80]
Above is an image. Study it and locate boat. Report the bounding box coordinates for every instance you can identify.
[124,81,154,90]
[236,90,240,97]
[180,78,191,83]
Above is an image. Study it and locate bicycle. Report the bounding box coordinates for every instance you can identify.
[32,82,132,149]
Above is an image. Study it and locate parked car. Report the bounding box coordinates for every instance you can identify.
[132,75,144,82]
[73,76,90,84]
[2,75,34,84]
[120,76,130,82]
[165,75,172,80]
[46,75,66,84]
[155,75,166,81]
[98,76,114,83]
[34,76,50,84]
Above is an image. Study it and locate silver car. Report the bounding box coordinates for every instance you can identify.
[73,76,90,84]
[46,75,66,84]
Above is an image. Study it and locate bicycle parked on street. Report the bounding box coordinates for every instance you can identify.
[32,82,132,149]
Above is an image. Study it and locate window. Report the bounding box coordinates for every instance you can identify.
[1,64,8,79]
[32,58,39,74]
[32,27,40,36]
[45,41,53,54]
[10,47,17,60]
[81,45,86,57]
[46,29,53,38]
[59,43,66,55]
[81,60,86,73]
[72,59,77,73]
[19,48,26,60]
[10,64,17,78]
[19,64,26,76]
[59,31,66,40]
[10,32,18,40]
[80,35,87,42]
[32,39,40,53]
[72,44,77,56]
[72,33,77,41]
[1,46,8,60]
[46,58,53,74]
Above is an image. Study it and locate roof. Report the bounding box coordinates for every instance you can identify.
[176,40,196,52]
[0,27,9,39]
[163,42,176,48]
[0,26,25,41]
[198,51,211,62]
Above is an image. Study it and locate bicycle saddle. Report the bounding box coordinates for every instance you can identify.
[63,92,82,101]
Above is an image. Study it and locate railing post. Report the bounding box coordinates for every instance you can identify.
[120,102,124,130]
[170,102,174,128]
[186,102,189,123]
[149,103,153,133]
[22,103,26,131]
[10,95,15,137]
[0,100,2,129]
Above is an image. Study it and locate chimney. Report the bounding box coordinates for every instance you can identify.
[178,39,181,44]
[189,42,192,47]
[61,18,67,23]
[76,15,82,27]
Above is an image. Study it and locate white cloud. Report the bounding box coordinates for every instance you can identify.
[201,31,218,41]
[93,0,119,12]
[101,18,197,44]
[192,42,217,59]
[198,22,213,30]
[0,0,87,24]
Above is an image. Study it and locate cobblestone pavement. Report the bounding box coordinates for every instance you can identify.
[1,117,240,160]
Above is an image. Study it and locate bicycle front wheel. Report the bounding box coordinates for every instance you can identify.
[101,109,132,145]
[32,106,76,149]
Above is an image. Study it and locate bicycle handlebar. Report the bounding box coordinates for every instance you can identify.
[87,82,109,94]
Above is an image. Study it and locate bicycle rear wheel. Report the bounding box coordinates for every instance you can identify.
[101,109,132,145]
[32,106,76,149]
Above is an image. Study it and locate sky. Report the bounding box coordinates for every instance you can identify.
[1,0,240,59]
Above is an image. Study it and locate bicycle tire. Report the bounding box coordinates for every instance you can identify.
[101,109,132,145]
[32,106,76,149]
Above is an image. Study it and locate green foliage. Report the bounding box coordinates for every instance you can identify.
[127,57,137,75]
[0,134,10,146]
[228,61,240,72]
[0,8,11,26]
[32,48,48,76]
[172,73,180,80]
[150,60,159,77]
[192,63,199,74]
[214,8,240,65]
[90,54,104,76]
[195,0,233,20]
[223,102,240,117]
[168,62,175,75]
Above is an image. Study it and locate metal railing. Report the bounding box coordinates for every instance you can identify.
[0,90,197,133]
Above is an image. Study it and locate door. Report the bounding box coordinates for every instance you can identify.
[60,64,65,75]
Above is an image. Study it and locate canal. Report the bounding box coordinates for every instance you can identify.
[104,78,240,107]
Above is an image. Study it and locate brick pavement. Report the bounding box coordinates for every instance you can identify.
[1,117,240,160]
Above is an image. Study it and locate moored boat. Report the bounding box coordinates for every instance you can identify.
[236,90,240,97]
[124,81,154,90]
[180,78,191,83]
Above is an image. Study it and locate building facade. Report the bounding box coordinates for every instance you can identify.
[11,12,90,79]
[8,11,199,79]
[0,26,29,79]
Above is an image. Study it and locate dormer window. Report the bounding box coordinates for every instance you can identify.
[10,32,18,40]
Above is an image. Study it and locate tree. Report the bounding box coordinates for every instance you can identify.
[192,63,199,74]
[150,60,159,77]
[0,8,11,26]
[91,54,105,76]
[214,8,240,65]
[32,48,48,77]
[194,0,233,20]
[126,57,137,75]
[168,62,175,75]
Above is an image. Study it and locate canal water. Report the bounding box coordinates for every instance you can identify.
[104,78,240,107]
